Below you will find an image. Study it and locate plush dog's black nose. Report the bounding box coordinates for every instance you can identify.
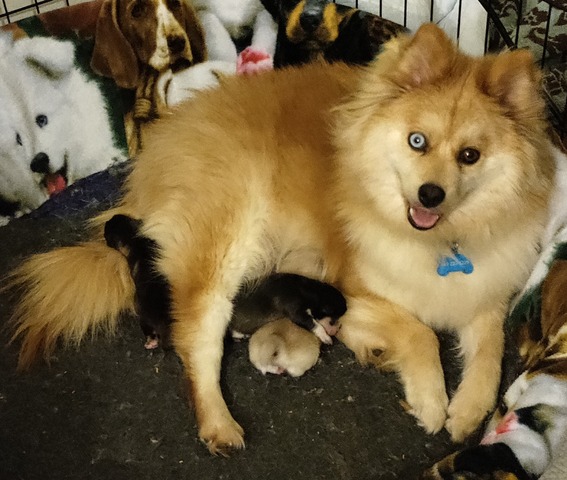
[299,10,322,32]
[167,36,186,55]
[418,183,445,208]
[30,152,50,174]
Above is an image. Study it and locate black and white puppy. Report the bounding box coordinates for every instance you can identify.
[232,272,345,344]
[104,214,346,349]
[104,214,171,349]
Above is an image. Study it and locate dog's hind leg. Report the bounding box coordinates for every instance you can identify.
[170,285,245,455]
[157,208,269,455]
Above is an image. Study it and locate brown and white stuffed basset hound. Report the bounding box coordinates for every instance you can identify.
[90,0,207,152]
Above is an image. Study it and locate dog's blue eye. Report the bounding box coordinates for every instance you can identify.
[16,133,22,146]
[458,148,480,165]
[36,115,48,128]
[408,132,427,151]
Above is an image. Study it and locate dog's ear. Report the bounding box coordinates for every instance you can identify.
[90,0,140,88]
[182,0,207,64]
[478,48,545,123]
[391,23,458,90]
[13,37,75,81]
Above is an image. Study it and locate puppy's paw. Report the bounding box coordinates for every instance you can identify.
[144,336,160,350]
[312,321,333,344]
[404,381,448,434]
[446,392,492,442]
[199,417,245,457]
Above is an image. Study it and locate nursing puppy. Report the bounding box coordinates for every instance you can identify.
[231,272,345,343]
[104,214,171,350]
[248,318,321,377]
[103,213,345,349]
[10,25,554,455]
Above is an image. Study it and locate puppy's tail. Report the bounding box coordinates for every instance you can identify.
[6,241,136,370]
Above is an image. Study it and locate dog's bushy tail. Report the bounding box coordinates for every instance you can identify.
[6,241,135,370]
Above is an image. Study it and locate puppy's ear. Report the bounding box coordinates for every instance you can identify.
[391,23,457,90]
[90,0,140,88]
[478,48,545,122]
[182,0,207,64]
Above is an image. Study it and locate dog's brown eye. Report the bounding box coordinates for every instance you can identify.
[131,1,146,18]
[167,0,181,9]
[458,148,480,165]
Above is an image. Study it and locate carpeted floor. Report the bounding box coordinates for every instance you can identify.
[0,169,476,480]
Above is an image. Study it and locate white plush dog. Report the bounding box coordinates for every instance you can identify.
[193,0,276,72]
[0,33,125,225]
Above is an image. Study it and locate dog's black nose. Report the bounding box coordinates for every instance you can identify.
[418,183,445,208]
[167,36,186,55]
[299,10,322,32]
[30,152,50,174]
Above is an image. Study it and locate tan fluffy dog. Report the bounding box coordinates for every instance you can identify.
[9,25,554,455]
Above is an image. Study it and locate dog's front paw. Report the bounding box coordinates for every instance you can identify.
[404,379,449,434]
[199,416,245,457]
[446,391,493,442]
[237,47,273,75]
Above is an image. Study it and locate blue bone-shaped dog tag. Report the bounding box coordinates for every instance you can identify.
[437,249,474,276]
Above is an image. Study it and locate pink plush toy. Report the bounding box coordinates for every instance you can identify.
[237,45,273,75]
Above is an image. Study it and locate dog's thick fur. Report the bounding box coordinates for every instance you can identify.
[9,25,554,454]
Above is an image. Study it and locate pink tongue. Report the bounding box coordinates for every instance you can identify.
[409,206,440,229]
[46,174,67,196]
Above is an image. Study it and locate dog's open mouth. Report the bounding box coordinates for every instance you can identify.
[408,205,441,230]
[43,163,68,197]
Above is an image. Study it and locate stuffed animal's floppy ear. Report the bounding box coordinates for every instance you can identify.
[91,0,140,88]
[13,37,75,81]
[182,0,207,64]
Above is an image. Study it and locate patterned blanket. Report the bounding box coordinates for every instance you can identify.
[492,0,566,132]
